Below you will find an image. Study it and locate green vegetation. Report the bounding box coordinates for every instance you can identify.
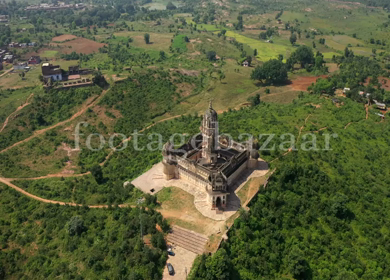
[0,184,169,279]
[0,86,102,151]
[172,34,188,52]
[0,0,389,278]
[189,94,390,280]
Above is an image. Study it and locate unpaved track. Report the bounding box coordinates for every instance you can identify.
[0,90,108,154]
[0,93,34,133]
[0,176,134,208]
[0,68,13,78]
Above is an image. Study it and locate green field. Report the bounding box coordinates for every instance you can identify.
[225,31,293,61]
[40,50,59,58]
[172,34,188,51]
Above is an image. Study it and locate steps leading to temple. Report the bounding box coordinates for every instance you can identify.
[167,225,208,255]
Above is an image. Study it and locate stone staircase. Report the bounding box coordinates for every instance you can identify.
[167,225,209,255]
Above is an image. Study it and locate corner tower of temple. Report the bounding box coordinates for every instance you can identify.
[201,101,219,164]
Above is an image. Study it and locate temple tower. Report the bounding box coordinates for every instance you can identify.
[201,101,219,164]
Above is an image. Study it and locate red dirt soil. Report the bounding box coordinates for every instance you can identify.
[51,34,78,42]
[365,77,390,91]
[289,75,327,91]
[50,37,106,55]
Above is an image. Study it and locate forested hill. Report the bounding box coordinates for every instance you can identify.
[189,100,390,280]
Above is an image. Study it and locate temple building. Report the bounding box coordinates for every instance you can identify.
[162,102,259,210]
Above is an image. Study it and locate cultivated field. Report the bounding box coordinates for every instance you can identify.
[50,36,106,55]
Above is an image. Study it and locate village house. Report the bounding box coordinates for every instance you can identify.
[13,62,28,71]
[42,63,63,81]
[0,15,8,23]
[28,56,41,65]
[242,60,249,67]
[3,54,13,63]
[373,100,387,110]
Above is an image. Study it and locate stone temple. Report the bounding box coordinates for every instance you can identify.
[162,102,259,210]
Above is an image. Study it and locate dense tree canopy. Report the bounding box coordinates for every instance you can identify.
[251,59,288,85]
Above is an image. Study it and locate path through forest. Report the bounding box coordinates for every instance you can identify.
[0,90,108,154]
[0,93,34,133]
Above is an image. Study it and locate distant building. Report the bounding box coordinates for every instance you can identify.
[242,60,249,67]
[343,87,350,93]
[68,65,80,75]
[42,63,63,81]
[13,62,28,70]
[373,100,386,110]
[332,98,340,104]
[0,15,8,23]
[28,56,41,64]
[3,54,13,63]
[161,102,259,211]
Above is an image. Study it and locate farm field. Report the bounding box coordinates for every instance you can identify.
[49,37,106,55]
[225,31,293,61]
[113,31,173,52]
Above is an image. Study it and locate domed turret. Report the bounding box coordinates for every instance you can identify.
[162,141,174,157]
[201,101,219,164]
[250,149,260,160]
[204,100,218,121]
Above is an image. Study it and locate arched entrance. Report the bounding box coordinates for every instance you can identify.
[216,197,222,208]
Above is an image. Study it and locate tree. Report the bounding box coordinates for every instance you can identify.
[287,246,311,280]
[248,93,260,106]
[251,59,288,85]
[308,78,335,95]
[219,71,226,83]
[330,193,349,219]
[205,249,231,280]
[235,15,243,30]
[90,164,104,184]
[144,33,150,44]
[254,49,258,56]
[287,45,315,69]
[315,55,324,70]
[290,33,297,45]
[206,51,217,61]
[259,32,267,40]
[19,72,25,80]
[151,232,166,250]
[67,216,86,236]
[166,1,177,10]
[159,51,166,60]
[92,71,108,88]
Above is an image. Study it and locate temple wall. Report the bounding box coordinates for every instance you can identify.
[227,160,248,185]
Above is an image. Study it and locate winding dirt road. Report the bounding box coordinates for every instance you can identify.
[0,93,34,133]
[0,90,108,154]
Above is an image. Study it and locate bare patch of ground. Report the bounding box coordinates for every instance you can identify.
[170,68,200,77]
[289,75,327,91]
[176,82,195,97]
[51,34,77,42]
[50,38,105,55]
[365,77,390,91]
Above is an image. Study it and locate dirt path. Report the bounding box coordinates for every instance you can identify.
[0,93,34,133]
[270,113,311,164]
[0,68,13,78]
[0,176,135,208]
[0,90,108,154]
[365,104,369,119]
